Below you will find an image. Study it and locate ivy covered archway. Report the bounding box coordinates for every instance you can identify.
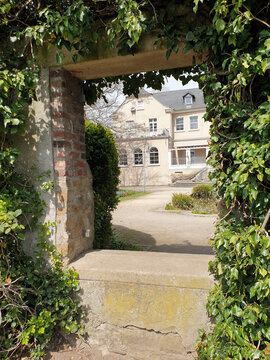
[0,0,269,358]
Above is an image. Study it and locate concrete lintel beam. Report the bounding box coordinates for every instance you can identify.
[63,47,200,80]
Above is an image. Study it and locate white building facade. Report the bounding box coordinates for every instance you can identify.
[113,88,210,186]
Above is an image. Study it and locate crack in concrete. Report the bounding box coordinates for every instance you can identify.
[122,324,179,336]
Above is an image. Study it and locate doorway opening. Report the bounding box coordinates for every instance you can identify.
[82,71,216,257]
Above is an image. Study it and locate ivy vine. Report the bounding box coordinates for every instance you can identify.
[0,0,269,358]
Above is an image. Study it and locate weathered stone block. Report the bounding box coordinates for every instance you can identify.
[71,251,214,359]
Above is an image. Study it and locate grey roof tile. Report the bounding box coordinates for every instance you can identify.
[152,88,205,110]
[138,88,151,95]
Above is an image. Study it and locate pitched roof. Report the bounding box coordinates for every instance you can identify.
[138,88,151,95]
[152,88,205,110]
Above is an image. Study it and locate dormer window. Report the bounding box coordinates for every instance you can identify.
[184,94,193,105]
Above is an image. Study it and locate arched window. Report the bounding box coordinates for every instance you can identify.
[149,147,159,164]
[134,148,143,165]
[119,149,128,166]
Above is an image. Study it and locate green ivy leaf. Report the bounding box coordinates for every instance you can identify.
[215,19,226,32]
[186,31,194,41]
[56,51,65,64]
[259,268,267,277]
[262,58,270,72]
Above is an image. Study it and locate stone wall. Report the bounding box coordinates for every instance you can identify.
[71,250,214,360]
[15,68,57,254]
[50,68,94,262]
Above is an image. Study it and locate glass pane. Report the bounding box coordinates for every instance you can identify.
[149,118,157,132]
[185,95,192,104]
[134,149,143,165]
[176,118,184,131]
[150,147,159,164]
[190,116,198,130]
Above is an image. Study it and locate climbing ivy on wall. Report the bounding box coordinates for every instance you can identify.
[0,0,269,358]
[188,2,270,359]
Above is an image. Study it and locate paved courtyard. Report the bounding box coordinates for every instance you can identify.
[112,186,216,255]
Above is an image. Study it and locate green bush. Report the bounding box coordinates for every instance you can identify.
[165,202,178,210]
[85,123,120,249]
[171,193,193,210]
[192,184,213,199]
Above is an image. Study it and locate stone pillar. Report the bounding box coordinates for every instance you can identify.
[50,68,94,263]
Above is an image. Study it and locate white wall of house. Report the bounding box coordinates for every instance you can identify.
[115,90,210,186]
[172,109,209,142]
[115,94,172,138]
[118,137,171,186]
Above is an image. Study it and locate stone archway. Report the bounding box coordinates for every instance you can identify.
[24,37,206,262]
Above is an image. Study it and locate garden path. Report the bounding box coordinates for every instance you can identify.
[112,186,216,254]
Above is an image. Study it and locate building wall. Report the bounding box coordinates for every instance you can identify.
[172,109,209,142]
[116,93,210,186]
[118,137,170,186]
[115,94,172,137]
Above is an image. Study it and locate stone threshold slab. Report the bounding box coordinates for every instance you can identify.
[71,250,214,290]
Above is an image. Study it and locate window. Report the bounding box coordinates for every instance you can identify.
[149,118,157,133]
[185,94,193,104]
[189,116,199,130]
[134,148,143,165]
[149,147,159,165]
[119,149,128,166]
[175,118,184,131]
[190,149,195,164]
[137,99,144,110]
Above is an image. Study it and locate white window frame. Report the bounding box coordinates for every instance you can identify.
[133,148,143,166]
[175,117,184,131]
[149,118,157,134]
[189,116,199,131]
[149,147,159,165]
[185,95,193,105]
[119,149,128,167]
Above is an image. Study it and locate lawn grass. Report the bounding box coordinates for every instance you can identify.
[118,189,148,201]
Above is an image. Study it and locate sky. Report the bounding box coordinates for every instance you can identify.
[145,75,198,92]
[164,76,198,90]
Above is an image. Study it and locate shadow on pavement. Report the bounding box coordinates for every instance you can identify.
[113,225,156,251]
[113,225,214,255]
[152,242,214,255]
